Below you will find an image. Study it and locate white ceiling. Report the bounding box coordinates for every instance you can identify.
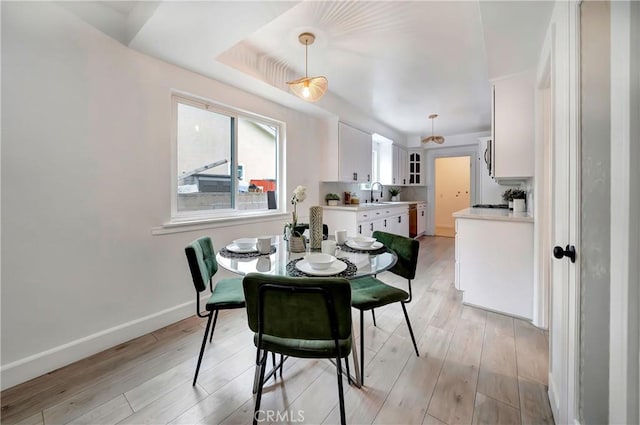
[83,1,554,141]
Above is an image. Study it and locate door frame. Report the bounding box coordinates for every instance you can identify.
[425,145,479,236]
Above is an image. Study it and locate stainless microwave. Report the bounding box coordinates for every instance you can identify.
[483,138,493,176]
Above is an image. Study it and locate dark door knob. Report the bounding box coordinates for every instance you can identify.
[553,245,576,263]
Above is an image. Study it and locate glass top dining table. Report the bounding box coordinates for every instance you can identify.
[215,235,397,279]
[216,235,396,388]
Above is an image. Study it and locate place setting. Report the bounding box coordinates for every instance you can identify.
[340,235,386,254]
[219,236,276,258]
[286,239,357,278]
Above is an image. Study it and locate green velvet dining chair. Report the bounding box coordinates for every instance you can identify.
[185,236,246,386]
[349,230,420,385]
[243,273,352,425]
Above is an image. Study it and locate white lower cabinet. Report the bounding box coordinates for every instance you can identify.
[454,220,460,290]
[324,205,409,239]
[416,203,427,236]
[455,217,533,319]
[388,211,409,236]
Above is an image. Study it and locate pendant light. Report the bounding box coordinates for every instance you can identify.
[421,114,445,144]
[287,32,328,102]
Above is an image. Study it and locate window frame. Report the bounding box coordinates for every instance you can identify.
[170,93,285,224]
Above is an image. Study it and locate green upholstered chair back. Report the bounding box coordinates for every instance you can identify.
[372,231,419,280]
[185,237,219,293]
[243,273,352,341]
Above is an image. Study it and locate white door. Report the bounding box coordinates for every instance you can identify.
[547,3,580,424]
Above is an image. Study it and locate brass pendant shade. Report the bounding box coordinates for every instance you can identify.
[422,114,445,144]
[287,33,328,102]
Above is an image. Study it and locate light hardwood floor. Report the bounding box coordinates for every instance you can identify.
[1,236,554,425]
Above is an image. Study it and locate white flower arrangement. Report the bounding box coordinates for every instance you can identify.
[288,185,307,237]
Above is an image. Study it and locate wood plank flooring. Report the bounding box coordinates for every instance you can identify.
[1,236,554,425]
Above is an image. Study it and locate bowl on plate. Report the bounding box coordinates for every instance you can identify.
[305,253,336,270]
[233,238,257,250]
[352,236,376,247]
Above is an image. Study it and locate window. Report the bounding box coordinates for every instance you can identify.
[173,95,281,221]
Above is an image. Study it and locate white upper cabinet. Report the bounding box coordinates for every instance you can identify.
[392,145,408,185]
[491,70,535,179]
[338,122,372,182]
[379,144,424,186]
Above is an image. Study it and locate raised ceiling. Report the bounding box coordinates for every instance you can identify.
[77,1,554,141]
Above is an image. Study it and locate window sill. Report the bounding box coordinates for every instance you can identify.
[152,211,289,235]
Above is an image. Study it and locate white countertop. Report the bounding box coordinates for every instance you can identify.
[453,207,534,223]
[323,201,423,212]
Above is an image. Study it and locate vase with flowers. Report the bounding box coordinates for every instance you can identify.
[284,185,307,252]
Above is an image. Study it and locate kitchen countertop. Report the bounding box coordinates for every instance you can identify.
[453,207,534,223]
[323,201,423,212]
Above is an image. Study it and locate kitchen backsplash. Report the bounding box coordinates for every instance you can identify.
[319,182,428,204]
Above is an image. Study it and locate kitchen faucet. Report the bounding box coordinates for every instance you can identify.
[370,182,384,203]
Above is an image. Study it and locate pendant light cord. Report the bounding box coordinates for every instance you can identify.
[305,40,309,79]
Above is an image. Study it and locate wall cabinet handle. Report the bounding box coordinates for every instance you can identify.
[398,216,401,223]
[353,172,358,181]
[370,223,374,231]
[358,225,362,234]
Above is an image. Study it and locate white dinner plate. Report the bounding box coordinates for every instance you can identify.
[295,259,347,276]
[225,243,258,254]
[345,240,384,251]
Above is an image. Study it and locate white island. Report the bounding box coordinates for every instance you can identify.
[453,207,534,320]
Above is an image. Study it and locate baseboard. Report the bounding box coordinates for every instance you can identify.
[0,299,199,391]
[548,373,560,424]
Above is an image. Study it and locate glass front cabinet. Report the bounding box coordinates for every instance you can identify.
[408,149,423,185]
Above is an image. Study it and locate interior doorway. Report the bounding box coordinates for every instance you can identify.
[434,156,471,237]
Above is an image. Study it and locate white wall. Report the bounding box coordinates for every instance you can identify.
[609,1,640,423]
[579,2,611,422]
[409,130,490,149]
[0,2,333,389]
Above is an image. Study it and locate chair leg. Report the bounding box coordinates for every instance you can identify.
[344,355,352,385]
[193,311,213,386]
[252,348,266,394]
[271,352,276,381]
[280,354,284,377]
[335,355,347,425]
[208,310,219,344]
[360,310,365,386]
[371,309,377,327]
[401,302,420,357]
[253,350,268,425]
